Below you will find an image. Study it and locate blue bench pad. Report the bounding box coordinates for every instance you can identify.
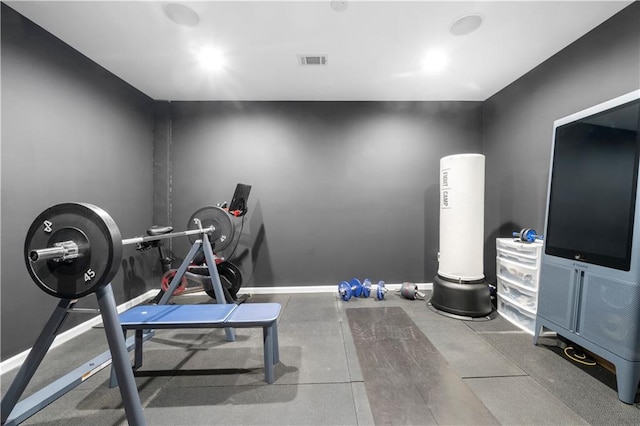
[119,304,236,329]
[225,303,280,327]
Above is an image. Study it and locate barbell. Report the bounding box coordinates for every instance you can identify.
[24,203,234,299]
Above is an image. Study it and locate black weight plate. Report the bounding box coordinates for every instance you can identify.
[217,261,242,298]
[205,287,216,300]
[205,275,232,301]
[24,203,123,299]
[188,206,235,252]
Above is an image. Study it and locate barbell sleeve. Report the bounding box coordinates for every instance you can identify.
[29,241,79,262]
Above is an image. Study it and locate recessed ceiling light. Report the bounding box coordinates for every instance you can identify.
[449,13,483,36]
[197,47,225,71]
[422,49,448,74]
[330,1,348,12]
[164,3,200,27]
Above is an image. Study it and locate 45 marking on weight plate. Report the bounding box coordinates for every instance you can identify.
[84,269,96,283]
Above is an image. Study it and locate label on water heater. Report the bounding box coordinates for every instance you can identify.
[441,168,451,209]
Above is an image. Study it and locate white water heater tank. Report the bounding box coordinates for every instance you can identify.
[438,153,485,281]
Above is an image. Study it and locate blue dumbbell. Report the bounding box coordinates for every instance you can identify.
[338,278,363,301]
[362,279,389,300]
[361,279,372,298]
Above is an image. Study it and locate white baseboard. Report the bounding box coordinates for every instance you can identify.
[238,282,433,294]
[1,283,433,375]
[0,290,157,375]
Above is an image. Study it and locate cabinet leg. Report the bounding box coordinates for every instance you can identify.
[533,322,541,345]
[533,319,549,345]
[613,361,640,404]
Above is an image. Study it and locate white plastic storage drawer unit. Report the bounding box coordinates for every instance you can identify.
[496,238,542,334]
[497,275,537,311]
[497,297,537,335]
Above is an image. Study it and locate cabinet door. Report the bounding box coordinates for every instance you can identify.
[579,273,640,362]
[537,262,579,331]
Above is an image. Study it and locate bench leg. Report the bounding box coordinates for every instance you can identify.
[273,321,279,365]
[263,325,275,384]
[134,330,144,369]
[109,328,149,388]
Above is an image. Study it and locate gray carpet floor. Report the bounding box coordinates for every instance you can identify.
[2,291,640,425]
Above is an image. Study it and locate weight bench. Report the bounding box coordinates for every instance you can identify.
[116,303,281,384]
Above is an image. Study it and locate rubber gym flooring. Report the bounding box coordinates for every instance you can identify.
[2,291,640,425]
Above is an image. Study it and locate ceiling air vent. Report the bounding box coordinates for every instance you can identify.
[298,54,328,66]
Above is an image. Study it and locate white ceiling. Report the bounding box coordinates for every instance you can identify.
[6,1,634,101]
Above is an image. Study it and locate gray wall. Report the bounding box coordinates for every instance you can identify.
[483,2,640,283]
[1,5,156,359]
[169,102,483,287]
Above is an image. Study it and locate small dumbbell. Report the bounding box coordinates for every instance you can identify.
[513,228,543,243]
[362,279,389,300]
[338,278,363,301]
[400,282,425,300]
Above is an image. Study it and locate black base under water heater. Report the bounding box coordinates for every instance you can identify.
[431,275,492,318]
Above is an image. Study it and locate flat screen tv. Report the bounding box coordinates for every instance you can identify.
[545,91,640,271]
